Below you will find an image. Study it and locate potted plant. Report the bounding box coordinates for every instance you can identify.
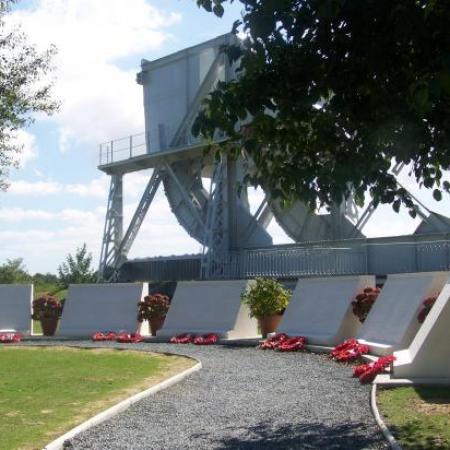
[241,278,291,337]
[137,293,170,336]
[32,294,63,336]
[351,286,380,323]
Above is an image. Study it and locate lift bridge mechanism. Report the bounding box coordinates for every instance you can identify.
[97,34,450,282]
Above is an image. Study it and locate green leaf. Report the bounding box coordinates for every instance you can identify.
[213,3,224,17]
[433,189,442,201]
[392,199,401,213]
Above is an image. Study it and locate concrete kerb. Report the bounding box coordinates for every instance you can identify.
[370,383,403,450]
[41,347,202,450]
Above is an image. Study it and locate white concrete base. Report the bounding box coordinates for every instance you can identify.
[157,280,258,340]
[0,284,33,335]
[391,278,450,384]
[276,275,375,346]
[357,272,448,356]
[58,283,147,337]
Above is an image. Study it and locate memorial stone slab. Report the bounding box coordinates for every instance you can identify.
[276,275,375,346]
[157,280,258,339]
[392,277,450,384]
[58,283,146,337]
[357,271,448,355]
[0,284,32,335]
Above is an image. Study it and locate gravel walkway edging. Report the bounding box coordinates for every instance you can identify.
[43,357,202,450]
[370,384,402,450]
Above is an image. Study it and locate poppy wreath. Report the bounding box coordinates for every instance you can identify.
[260,333,289,350]
[352,287,380,323]
[116,332,143,343]
[330,339,369,362]
[170,333,195,344]
[260,333,306,352]
[353,355,396,384]
[417,296,437,323]
[0,332,22,343]
[91,331,117,341]
[193,333,218,345]
[276,336,307,352]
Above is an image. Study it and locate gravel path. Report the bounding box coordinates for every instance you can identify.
[25,340,387,450]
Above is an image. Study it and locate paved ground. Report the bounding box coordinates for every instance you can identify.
[25,340,387,450]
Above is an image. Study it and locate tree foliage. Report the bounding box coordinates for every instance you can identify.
[57,244,96,287]
[0,0,58,190]
[194,0,450,215]
[0,257,30,283]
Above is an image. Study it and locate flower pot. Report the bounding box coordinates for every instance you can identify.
[40,317,58,336]
[149,316,165,336]
[258,314,282,338]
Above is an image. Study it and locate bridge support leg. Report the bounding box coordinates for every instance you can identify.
[98,175,123,281]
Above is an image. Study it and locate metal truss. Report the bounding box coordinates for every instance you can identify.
[98,170,162,282]
[98,175,123,281]
[201,157,229,279]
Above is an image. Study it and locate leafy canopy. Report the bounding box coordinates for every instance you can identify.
[0,0,58,190]
[57,243,96,287]
[194,0,450,216]
[0,257,30,283]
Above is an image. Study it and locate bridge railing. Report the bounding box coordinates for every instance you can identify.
[118,236,450,282]
[99,132,147,166]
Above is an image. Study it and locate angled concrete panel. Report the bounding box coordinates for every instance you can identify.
[392,277,450,383]
[358,271,448,355]
[276,275,375,346]
[58,283,146,337]
[0,284,32,335]
[157,280,258,339]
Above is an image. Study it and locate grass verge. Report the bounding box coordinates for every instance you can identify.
[377,385,450,450]
[0,346,194,450]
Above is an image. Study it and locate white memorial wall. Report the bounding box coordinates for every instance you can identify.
[357,271,448,355]
[392,277,450,383]
[58,283,147,337]
[157,280,258,339]
[0,284,33,335]
[276,275,375,346]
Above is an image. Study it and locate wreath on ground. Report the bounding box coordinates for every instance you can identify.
[260,333,307,352]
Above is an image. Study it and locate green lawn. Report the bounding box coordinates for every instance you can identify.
[377,386,450,450]
[0,346,193,450]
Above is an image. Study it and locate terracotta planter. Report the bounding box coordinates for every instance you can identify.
[258,314,282,338]
[40,317,59,336]
[149,316,165,336]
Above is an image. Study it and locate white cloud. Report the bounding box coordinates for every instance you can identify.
[10,0,181,149]
[11,129,39,167]
[8,179,62,195]
[7,176,109,198]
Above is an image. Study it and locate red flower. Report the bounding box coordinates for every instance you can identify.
[352,287,380,323]
[354,355,396,384]
[116,332,143,343]
[417,296,437,323]
[193,333,218,345]
[0,332,22,343]
[276,336,307,352]
[330,339,369,362]
[170,333,194,344]
[260,333,289,350]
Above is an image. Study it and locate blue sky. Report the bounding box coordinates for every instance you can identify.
[1,0,449,275]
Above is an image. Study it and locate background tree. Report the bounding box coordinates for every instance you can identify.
[0,257,31,283]
[57,244,96,287]
[194,0,450,215]
[0,0,58,190]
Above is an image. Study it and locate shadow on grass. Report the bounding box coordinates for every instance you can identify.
[209,421,385,450]
[389,420,450,450]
